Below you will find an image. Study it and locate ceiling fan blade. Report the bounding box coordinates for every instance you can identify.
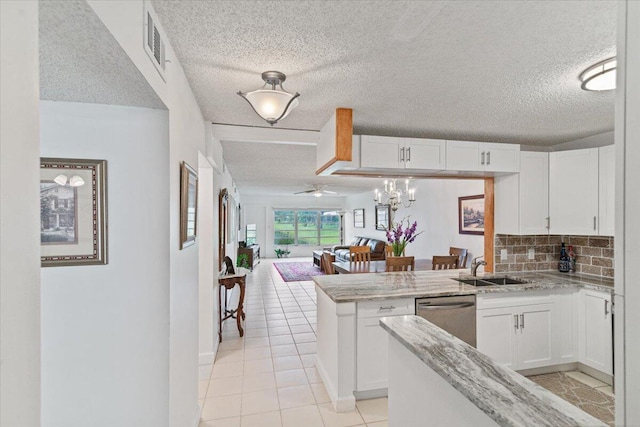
[322,190,337,194]
[294,189,314,194]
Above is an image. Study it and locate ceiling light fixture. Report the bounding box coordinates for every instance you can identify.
[237,71,300,126]
[580,57,616,91]
[374,179,416,212]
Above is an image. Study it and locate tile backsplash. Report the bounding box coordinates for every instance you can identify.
[494,234,614,278]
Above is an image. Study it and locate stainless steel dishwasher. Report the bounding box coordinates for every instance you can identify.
[415,295,476,347]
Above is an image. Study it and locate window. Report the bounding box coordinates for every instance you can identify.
[273,209,340,246]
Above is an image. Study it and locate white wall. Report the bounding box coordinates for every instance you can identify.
[343,179,485,265]
[85,2,216,425]
[40,101,170,427]
[0,2,41,426]
[239,195,345,258]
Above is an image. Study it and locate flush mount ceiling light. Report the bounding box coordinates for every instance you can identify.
[580,57,616,91]
[237,71,300,126]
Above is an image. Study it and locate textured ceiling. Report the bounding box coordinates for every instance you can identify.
[40,0,165,110]
[153,0,616,145]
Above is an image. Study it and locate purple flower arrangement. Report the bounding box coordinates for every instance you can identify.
[386,217,423,256]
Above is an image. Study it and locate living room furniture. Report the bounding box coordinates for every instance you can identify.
[385,256,415,271]
[449,247,469,268]
[322,251,337,274]
[432,255,460,270]
[217,273,246,342]
[238,244,260,271]
[313,250,323,269]
[350,246,371,263]
[331,236,386,262]
[333,259,432,274]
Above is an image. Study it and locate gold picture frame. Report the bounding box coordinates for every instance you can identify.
[40,158,108,266]
[180,161,198,249]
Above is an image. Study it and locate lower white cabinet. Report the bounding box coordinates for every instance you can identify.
[477,291,565,371]
[356,298,414,392]
[579,289,613,375]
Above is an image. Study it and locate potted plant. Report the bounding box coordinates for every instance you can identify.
[274,247,291,258]
[386,217,423,256]
[236,253,250,269]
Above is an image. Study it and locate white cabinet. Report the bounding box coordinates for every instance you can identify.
[549,148,599,235]
[495,151,549,235]
[446,141,520,173]
[356,298,414,392]
[360,135,445,170]
[477,292,559,371]
[598,145,615,236]
[579,289,613,375]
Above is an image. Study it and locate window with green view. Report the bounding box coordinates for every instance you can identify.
[273,209,340,246]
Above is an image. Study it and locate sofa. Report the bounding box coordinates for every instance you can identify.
[331,236,386,262]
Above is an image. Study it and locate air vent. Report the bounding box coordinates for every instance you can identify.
[144,8,166,81]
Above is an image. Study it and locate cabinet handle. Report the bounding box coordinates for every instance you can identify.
[514,314,519,330]
[546,217,550,230]
[520,314,525,330]
[594,216,597,231]
[604,300,609,316]
[407,147,411,162]
[400,147,405,162]
[486,151,491,165]
[378,305,396,312]
[481,151,485,165]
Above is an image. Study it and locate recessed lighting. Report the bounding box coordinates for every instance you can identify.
[580,57,616,91]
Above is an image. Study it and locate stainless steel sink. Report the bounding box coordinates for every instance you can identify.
[455,276,528,287]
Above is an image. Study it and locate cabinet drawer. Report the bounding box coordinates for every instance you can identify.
[477,291,555,310]
[357,298,414,318]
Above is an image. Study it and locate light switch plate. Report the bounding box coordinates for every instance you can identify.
[528,248,535,260]
[500,249,508,261]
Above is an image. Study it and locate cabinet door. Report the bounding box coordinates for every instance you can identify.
[598,145,615,236]
[520,152,549,234]
[477,307,518,369]
[581,290,613,375]
[445,141,480,171]
[360,135,402,169]
[357,316,392,391]
[404,138,445,170]
[517,304,555,370]
[549,148,599,235]
[483,143,520,173]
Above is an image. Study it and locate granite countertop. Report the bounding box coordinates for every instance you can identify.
[380,315,606,427]
[312,269,613,303]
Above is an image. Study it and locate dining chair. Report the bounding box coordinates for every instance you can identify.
[385,256,415,272]
[432,255,460,270]
[449,247,469,268]
[322,251,336,274]
[349,245,371,263]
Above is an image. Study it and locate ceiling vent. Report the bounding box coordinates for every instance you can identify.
[144,6,166,81]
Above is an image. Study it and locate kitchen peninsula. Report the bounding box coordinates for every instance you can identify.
[313,270,614,413]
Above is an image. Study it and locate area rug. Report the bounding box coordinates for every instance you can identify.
[273,262,325,282]
[527,372,614,426]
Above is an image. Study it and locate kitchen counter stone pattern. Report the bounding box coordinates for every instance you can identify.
[313,269,613,303]
[380,315,606,427]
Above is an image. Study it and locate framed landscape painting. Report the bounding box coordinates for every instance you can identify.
[180,161,198,249]
[353,208,364,228]
[375,204,391,231]
[459,194,484,235]
[40,158,108,266]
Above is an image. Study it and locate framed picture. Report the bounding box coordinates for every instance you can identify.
[180,161,198,249]
[353,208,365,228]
[459,194,485,235]
[40,158,108,266]
[375,204,391,230]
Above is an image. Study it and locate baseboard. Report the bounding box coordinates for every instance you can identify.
[199,351,215,366]
[578,362,613,386]
[517,362,578,377]
[316,356,355,412]
[190,403,202,427]
[354,388,388,400]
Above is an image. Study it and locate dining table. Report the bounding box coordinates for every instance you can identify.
[332,258,433,274]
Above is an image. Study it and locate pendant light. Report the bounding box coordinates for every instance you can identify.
[237,71,300,126]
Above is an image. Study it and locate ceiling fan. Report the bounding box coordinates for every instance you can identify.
[294,184,337,197]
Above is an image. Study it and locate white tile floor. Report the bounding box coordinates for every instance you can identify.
[199,258,388,427]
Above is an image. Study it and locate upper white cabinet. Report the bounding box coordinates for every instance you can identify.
[579,289,613,375]
[495,151,549,235]
[549,148,599,235]
[598,145,615,236]
[446,141,520,173]
[360,136,445,170]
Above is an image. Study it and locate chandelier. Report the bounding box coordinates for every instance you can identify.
[237,71,300,126]
[374,179,416,212]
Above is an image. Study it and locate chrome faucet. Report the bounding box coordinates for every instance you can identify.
[471,256,487,276]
